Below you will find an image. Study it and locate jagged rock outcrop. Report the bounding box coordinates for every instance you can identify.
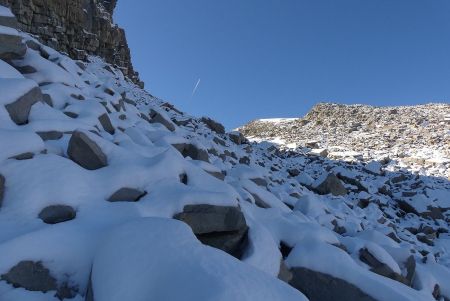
[0,0,142,86]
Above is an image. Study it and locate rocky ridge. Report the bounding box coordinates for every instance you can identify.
[239,102,450,178]
[0,5,450,301]
[0,0,142,86]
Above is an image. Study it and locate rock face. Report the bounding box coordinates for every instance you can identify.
[289,267,378,301]
[0,0,141,85]
[38,205,76,224]
[67,131,107,170]
[174,205,248,258]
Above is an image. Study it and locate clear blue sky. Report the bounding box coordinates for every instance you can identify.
[115,0,450,129]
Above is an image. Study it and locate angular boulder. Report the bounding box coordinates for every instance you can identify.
[172,143,210,162]
[149,109,176,132]
[98,113,115,135]
[229,131,246,145]
[38,205,76,224]
[36,131,63,141]
[0,28,26,60]
[359,248,408,285]
[200,117,225,134]
[174,204,248,258]
[313,173,347,196]
[289,267,377,301]
[5,86,43,125]
[107,188,146,202]
[67,131,107,170]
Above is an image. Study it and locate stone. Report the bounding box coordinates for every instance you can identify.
[67,131,107,170]
[250,177,268,188]
[5,86,42,125]
[250,192,271,208]
[174,204,248,258]
[405,255,416,286]
[200,117,225,134]
[172,143,210,162]
[359,248,408,285]
[36,131,63,141]
[229,131,246,145]
[206,171,225,181]
[313,173,348,196]
[0,30,26,60]
[10,152,34,160]
[98,113,115,135]
[107,188,146,202]
[278,260,293,283]
[0,174,4,207]
[38,205,76,224]
[289,267,377,301]
[149,109,175,132]
[287,168,300,177]
[1,261,57,292]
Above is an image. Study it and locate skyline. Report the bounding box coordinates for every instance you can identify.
[116,0,450,129]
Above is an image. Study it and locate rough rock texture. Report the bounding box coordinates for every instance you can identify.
[38,205,76,224]
[174,205,249,258]
[67,131,107,170]
[0,0,141,85]
[289,267,378,301]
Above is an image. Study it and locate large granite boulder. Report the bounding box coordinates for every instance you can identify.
[4,84,42,125]
[313,173,348,196]
[174,204,248,258]
[67,131,107,170]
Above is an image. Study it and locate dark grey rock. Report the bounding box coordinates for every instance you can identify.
[405,255,416,286]
[67,131,107,170]
[149,109,175,132]
[107,188,146,202]
[200,117,225,134]
[36,131,63,141]
[1,261,57,292]
[98,113,115,135]
[239,156,250,165]
[0,174,5,207]
[313,173,347,196]
[0,31,26,60]
[174,204,248,258]
[5,86,42,125]
[289,267,378,301]
[250,177,268,188]
[38,205,76,224]
[64,112,79,119]
[172,143,210,162]
[250,193,271,209]
[9,152,34,160]
[359,248,408,285]
[287,168,300,177]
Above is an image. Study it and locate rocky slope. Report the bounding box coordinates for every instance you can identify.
[0,4,450,301]
[0,0,142,85]
[239,103,450,178]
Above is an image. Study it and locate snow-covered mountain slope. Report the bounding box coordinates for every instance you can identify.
[239,103,450,178]
[0,5,449,301]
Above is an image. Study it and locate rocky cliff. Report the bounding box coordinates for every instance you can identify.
[0,0,142,86]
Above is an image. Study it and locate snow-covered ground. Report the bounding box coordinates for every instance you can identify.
[0,5,449,301]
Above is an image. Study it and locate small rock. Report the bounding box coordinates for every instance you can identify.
[1,261,57,292]
[229,131,246,145]
[67,131,107,170]
[107,188,146,202]
[38,205,76,224]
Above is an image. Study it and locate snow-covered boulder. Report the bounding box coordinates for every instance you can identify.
[67,131,108,170]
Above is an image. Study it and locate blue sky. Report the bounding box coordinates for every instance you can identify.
[115,0,450,129]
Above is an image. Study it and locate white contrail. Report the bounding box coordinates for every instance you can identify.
[191,78,201,97]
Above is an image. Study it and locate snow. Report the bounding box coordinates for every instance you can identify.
[90,218,307,301]
[0,60,23,79]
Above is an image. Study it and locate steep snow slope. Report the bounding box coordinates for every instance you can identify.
[0,5,449,301]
